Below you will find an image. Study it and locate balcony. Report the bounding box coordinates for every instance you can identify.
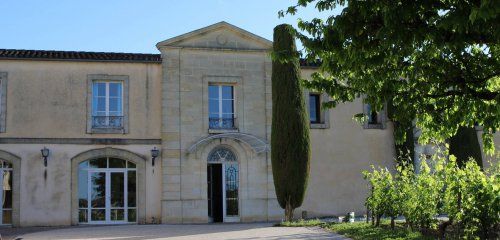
[209,117,236,130]
[92,116,124,129]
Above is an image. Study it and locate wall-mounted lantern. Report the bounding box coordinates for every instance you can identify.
[41,147,50,167]
[151,147,160,166]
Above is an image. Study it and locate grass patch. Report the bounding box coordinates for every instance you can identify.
[326,222,434,240]
[274,219,434,239]
[274,219,324,227]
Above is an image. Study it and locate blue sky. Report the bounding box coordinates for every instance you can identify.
[0,1,339,53]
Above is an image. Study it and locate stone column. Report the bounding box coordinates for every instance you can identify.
[160,47,183,223]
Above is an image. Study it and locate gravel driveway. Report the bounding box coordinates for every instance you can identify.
[1,222,349,240]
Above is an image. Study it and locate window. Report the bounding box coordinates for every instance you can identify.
[363,103,386,129]
[309,93,321,124]
[307,92,330,129]
[209,85,235,129]
[366,104,379,124]
[87,74,129,134]
[92,81,123,128]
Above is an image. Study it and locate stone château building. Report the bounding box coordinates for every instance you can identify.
[0,22,496,226]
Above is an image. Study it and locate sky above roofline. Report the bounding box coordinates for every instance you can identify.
[0,1,339,54]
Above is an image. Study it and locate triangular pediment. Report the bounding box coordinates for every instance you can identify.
[156,22,272,51]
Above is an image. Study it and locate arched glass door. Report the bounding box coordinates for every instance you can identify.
[0,160,12,225]
[207,147,239,222]
[78,158,136,224]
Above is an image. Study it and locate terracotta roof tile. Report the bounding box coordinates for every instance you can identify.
[0,49,162,63]
[0,48,320,67]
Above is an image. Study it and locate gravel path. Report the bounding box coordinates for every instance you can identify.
[1,222,350,240]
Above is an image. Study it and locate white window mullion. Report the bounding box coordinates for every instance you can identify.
[222,163,227,222]
[105,83,110,116]
[87,170,91,223]
[105,171,110,223]
[124,170,128,223]
[105,83,110,127]
[218,86,223,127]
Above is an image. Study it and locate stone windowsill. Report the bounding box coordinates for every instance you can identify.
[90,127,126,134]
[364,123,385,129]
[208,128,239,134]
[310,123,329,129]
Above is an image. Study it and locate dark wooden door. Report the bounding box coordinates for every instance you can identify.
[207,164,223,222]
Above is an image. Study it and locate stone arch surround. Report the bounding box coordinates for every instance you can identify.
[70,147,146,225]
[188,137,271,222]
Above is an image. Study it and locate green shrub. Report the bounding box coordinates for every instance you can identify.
[364,166,402,228]
[364,148,499,239]
[411,160,441,229]
[439,152,499,239]
[364,167,384,226]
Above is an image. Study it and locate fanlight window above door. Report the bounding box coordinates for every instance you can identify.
[208,147,236,162]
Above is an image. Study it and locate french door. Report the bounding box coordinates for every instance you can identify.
[87,169,129,224]
[223,162,239,222]
[207,162,239,223]
[78,158,137,224]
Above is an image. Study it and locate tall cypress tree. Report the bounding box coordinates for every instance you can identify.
[271,24,311,221]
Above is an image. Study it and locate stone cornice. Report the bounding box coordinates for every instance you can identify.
[0,138,161,145]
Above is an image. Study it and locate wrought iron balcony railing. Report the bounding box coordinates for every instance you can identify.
[92,116,124,128]
[209,117,236,129]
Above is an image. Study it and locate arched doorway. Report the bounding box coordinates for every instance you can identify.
[0,160,12,225]
[71,147,146,225]
[0,150,20,226]
[77,157,137,224]
[207,147,239,223]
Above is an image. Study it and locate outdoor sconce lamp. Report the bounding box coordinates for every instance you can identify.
[41,147,50,167]
[151,147,160,166]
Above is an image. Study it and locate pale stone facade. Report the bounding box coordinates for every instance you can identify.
[157,23,277,223]
[0,22,497,226]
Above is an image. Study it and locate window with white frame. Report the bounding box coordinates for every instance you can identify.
[92,81,123,129]
[87,74,129,134]
[209,85,235,129]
